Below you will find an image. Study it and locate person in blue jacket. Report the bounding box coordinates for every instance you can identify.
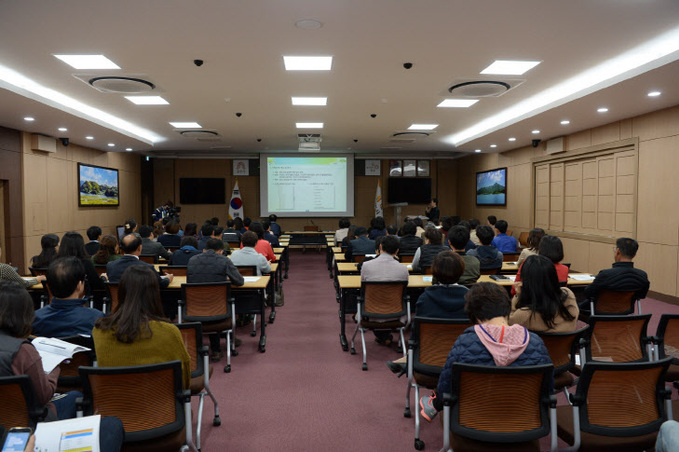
[419,282,552,421]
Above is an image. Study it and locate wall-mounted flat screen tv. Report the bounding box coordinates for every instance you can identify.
[387,178,431,204]
[476,167,507,206]
[180,178,226,204]
[78,163,119,206]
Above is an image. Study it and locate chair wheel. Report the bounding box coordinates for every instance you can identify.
[224,365,231,373]
[259,347,266,353]
[232,349,239,357]
[362,363,368,371]
[403,408,411,418]
[350,348,356,355]
[414,439,424,450]
[250,331,257,337]
[213,416,221,426]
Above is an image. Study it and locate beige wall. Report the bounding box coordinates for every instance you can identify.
[455,104,679,298]
[153,158,456,232]
[21,133,142,273]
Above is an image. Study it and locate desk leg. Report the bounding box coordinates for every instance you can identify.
[339,288,348,351]
[284,250,289,279]
[259,289,267,353]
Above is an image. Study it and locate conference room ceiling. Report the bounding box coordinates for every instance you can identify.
[1,1,679,159]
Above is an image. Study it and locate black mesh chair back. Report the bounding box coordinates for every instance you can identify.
[0,375,48,429]
[585,314,651,363]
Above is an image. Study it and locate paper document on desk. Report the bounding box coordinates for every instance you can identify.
[422,276,433,282]
[570,275,596,281]
[406,265,412,270]
[243,276,261,282]
[35,414,100,452]
[32,337,90,374]
[506,276,516,282]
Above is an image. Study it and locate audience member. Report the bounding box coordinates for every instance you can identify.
[583,237,650,309]
[234,217,246,235]
[210,217,220,226]
[93,265,190,388]
[31,233,60,268]
[398,221,423,256]
[467,225,503,270]
[169,236,202,265]
[510,255,578,332]
[491,219,518,252]
[341,225,358,249]
[334,218,351,246]
[386,224,398,236]
[516,228,545,267]
[425,198,440,224]
[212,226,231,254]
[140,224,172,260]
[458,220,476,252]
[33,257,104,337]
[187,238,244,361]
[247,222,276,262]
[106,234,172,289]
[419,282,552,422]
[439,216,454,238]
[512,235,569,296]
[91,235,121,265]
[360,235,409,345]
[411,227,447,272]
[262,220,280,247]
[223,219,242,243]
[387,251,469,374]
[0,281,78,420]
[487,215,497,228]
[123,218,138,235]
[345,227,376,262]
[368,216,387,240]
[413,217,426,239]
[158,220,182,248]
[268,214,282,236]
[0,241,43,288]
[85,226,102,256]
[468,218,481,246]
[230,231,271,275]
[197,223,214,250]
[57,232,105,295]
[656,420,679,452]
[447,226,480,285]
[183,222,198,239]
[243,217,252,231]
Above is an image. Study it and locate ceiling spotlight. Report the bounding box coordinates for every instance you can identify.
[560,120,570,125]
[108,143,115,147]
[86,136,94,140]
[24,117,34,122]
[490,144,497,148]
[475,149,481,153]
[508,137,516,142]
[647,91,661,97]
[58,127,68,132]
[126,148,133,151]
[597,107,609,113]
[532,130,540,134]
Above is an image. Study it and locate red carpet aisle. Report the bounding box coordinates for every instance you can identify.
[193,250,440,451]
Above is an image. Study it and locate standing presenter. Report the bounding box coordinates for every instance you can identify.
[425,198,440,224]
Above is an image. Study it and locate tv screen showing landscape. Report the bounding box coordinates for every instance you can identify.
[476,168,507,206]
[78,163,119,206]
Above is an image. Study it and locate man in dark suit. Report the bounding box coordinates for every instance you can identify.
[345,227,376,262]
[106,234,173,289]
[85,225,102,256]
[139,224,172,261]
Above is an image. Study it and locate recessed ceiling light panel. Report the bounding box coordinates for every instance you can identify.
[125,96,168,105]
[408,124,438,130]
[648,91,661,97]
[86,136,94,140]
[597,107,609,113]
[560,120,570,125]
[490,144,497,148]
[58,127,68,132]
[532,130,540,134]
[24,117,34,121]
[170,122,202,129]
[508,137,516,142]
[437,99,479,108]
[481,60,540,75]
[291,97,327,106]
[296,122,324,128]
[54,54,120,70]
[284,56,332,71]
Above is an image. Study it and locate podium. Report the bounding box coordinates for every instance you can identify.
[389,202,408,227]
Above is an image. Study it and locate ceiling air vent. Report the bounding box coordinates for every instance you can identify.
[88,76,156,93]
[298,133,322,152]
[446,79,524,98]
[179,130,221,141]
[392,131,431,138]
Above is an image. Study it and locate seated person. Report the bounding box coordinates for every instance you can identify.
[512,235,569,296]
[197,222,214,251]
[106,234,172,289]
[516,228,545,267]
[334,218,351,246]
[447,225,480,285]
[33,257,104,337]
[582,237,650,310]
[0,281,79,420]
[487,215,497,229]
[262,220,280,247]
[85,226,102,257]
[91,235,122,265]
[466,225,503,270]
[246,222,276,262]
[345,227,375,262]
[368,216,387,240]
[169,236,202,266]
[491,219,518,253]
[387,251,469,374]
[32,234,60,268]
[57,232,106,296]
[398,221,423,256]
[468,218,481,246]
[157,220,182,248]
[419,282,552,421]
[139,224,172,261]
[223,218,242,243]
[234,217,246,235]
[457,220,477,252]
[93,265,191,389]
[412,227,448,272]
[413,217,426,239]
[510,255,578,332]
[439,216,454,241]
[268,214,282,236]
[341,225,358,250]
[230,231,271,276]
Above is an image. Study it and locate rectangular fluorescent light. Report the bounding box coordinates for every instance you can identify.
[437,99,479,108]
[296,122,324,128]
[170,122,201,128]
[481,60,540,75]
[408,124,438,130]
[125,96,169,105]
[291,97,328,106]
[53,54,120,70]
[284,56,332,71]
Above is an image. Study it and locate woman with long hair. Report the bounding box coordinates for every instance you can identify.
[183,222,198,239]
[510,254,578,332]
[93,265,190,388]
[32,233,60,268]
[57,231,104,294]
[516,228,545,267]
[91,235,121,265]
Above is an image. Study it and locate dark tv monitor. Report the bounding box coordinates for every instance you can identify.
[78,163,119,207]
[476,168,507,206]
[387,178,431,204]
[179,178,226,204]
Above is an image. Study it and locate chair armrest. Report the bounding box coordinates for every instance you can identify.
[407,338,416,349]
[442,392,455,407]
[178,389,192,404]
[198,345,209,356]
[549,394,558,408]
[569,392,585,406]
[75,396,89,415]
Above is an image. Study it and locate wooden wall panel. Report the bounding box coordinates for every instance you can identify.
[591,123,621,145]
[635,242,678,297]
[632,105,679,142]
